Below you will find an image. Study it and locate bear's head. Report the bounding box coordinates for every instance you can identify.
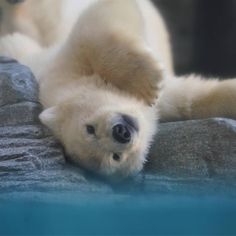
[39,82,158,181]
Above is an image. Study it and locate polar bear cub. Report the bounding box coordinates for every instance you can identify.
[0,0,167,180]
[0,0,236,180]
[37,0,166,179]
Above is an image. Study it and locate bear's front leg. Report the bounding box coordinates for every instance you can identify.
[93,33,164,105]
[65,0,165,106]
[73,31,165,106]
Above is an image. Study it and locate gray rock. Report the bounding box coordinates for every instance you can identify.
[0,57,236,198]
[146,118,236,180]
[0,125,51,139]
[125,118,236,195]
[0,57,38,106]
[0,102,42,126]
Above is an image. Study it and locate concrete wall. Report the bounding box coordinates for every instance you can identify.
[152,0,236,78]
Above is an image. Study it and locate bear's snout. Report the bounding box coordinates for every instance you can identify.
[112,115,138,144]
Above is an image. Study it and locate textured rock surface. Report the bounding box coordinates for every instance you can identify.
[0,57,236,199]
[147,118,236,179]
[140,118,236,195]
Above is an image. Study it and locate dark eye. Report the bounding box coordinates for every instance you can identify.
[113,153,120,161]
[86,125,95,134]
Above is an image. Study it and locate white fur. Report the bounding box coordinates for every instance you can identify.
[158,75,236,121]
[0,0,235,180]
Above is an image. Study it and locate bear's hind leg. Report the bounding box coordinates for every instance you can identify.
[158,75,236,121]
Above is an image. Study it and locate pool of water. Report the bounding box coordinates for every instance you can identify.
[0,194,236,235]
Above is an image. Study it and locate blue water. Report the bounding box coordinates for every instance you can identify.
[0,194,236,235]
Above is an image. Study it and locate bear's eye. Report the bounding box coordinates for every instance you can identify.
[86,125,95,135]
[112,153,120,161]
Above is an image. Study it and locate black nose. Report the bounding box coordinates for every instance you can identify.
[112,124,131,144]
[112,115,138,144]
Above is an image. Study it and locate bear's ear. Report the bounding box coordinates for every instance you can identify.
[39,106,60,131]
